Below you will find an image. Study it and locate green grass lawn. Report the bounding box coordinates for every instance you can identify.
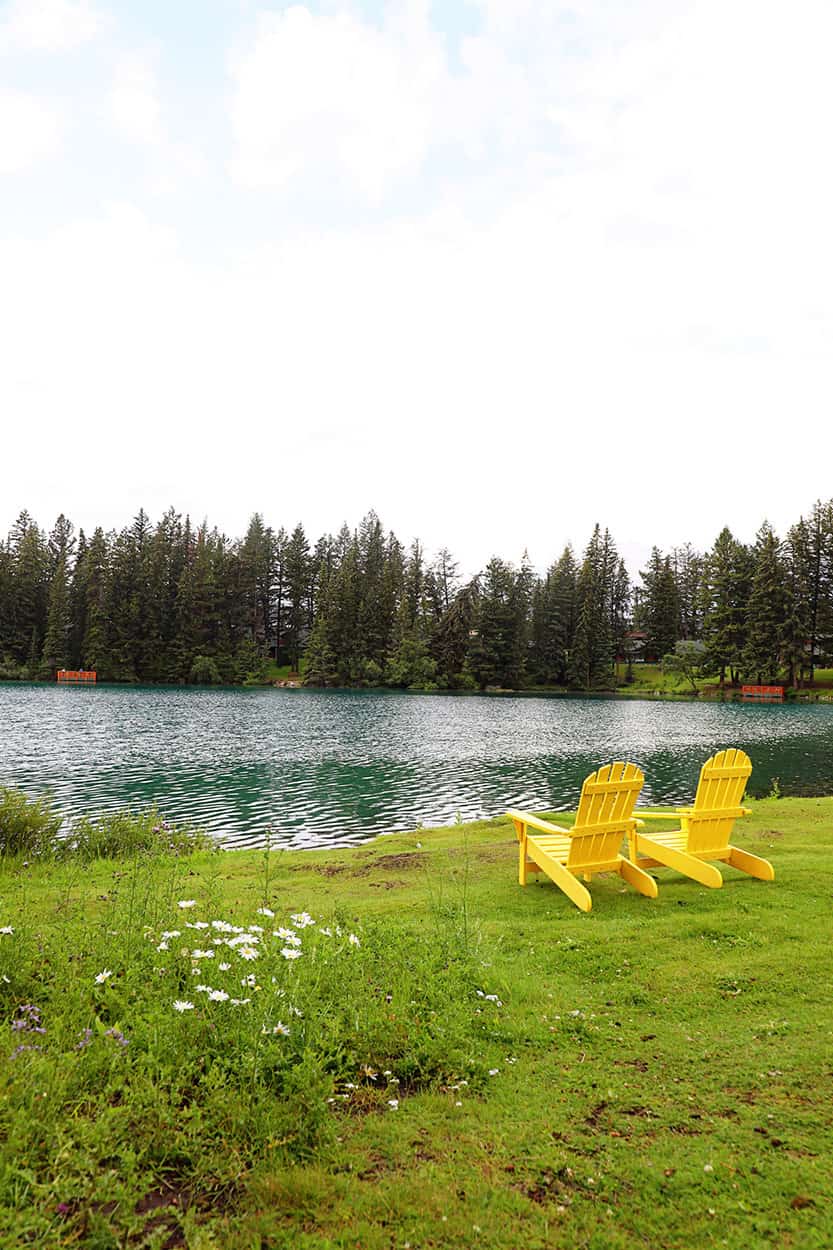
[1,797,832,1248]
[615,662,708,695]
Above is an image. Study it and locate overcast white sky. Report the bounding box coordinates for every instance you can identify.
[1,0,831,577]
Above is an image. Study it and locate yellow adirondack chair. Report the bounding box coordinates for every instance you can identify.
[507,761,657,913]
[628,748,774,888]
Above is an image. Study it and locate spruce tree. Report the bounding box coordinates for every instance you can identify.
[639,548,679,661]
[283,523,311,671]
[7,512,48,666]
[39,554,71,678]
[569,526,614,689]
[700,528,751,686]
[743,523,788,684]
[469,558,520,689]
[672,543,704,639]
[431,580,478,689]
[80,528,112,677]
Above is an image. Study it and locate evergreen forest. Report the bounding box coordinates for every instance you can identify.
[1,501,833,691]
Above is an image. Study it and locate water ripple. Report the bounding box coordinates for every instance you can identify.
[1,684,832,849]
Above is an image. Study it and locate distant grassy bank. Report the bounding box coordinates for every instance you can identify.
[5,665,833,702]
[1,796,832,1248]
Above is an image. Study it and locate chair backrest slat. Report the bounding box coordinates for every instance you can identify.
[687,748,751,854]
[567,762,644,869]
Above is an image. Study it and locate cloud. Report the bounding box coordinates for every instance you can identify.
[0,87,62,173]
[229,4,448,195]
[1,188,830,571]
[3,2,833,567]
[111,55,162,145]
[0,0,105,53]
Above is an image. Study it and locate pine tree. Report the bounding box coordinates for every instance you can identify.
[469,558,520,689]
[283,523,311,671]
[639,548,679,661]
[569,526,614,689]
[672,543,704,639]
[701,528,752,686]
[7,512,48,667]
[39,554,71,677]
[355,512,390,676]
[433,548,460,613]
[80,528,112,676]
[431,580,478,689]
[386,540,438,688]
[784,518,813,687]
[743,523,788,684]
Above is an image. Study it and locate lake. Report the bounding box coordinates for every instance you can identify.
[1,683,832,850]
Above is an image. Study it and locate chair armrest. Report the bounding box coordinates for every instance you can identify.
[633,810,680,820]
[506,809,572,837]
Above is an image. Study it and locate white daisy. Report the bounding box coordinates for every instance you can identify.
[238,945,258,961]
[280,948,302,960]
[208,989,230,1002]
[256,907,275,918]
[348,933,360,947]
[177,900,197,909]
[173,1000,195,1012]
[262,1021,290,1035]
[95,969,112,984]
[290,912,315,928]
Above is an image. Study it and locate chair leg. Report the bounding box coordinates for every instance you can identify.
[518,839,528,886]
[727,846,775,881]
[528,845,593,911]
[618,857,658,899]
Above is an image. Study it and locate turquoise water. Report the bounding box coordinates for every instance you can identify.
[1,684,832,849]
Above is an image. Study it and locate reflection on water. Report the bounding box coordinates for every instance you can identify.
[1,683,832,850]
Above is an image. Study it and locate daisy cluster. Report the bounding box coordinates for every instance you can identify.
[155,903,360,1024]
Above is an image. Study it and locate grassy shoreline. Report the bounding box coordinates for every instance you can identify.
[2,797,832,1248]
[4,663,833,702]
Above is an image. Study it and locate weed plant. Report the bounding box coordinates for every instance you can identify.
[0,846,488,1247]
[0,788,207,863]
[66,807,208,861]
[0,787,62,858]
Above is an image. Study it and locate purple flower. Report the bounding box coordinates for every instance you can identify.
[75,1028,94,1051]
[12,1004,45,1036]
[11,1044,42,1059]
[104,1028,129,1048]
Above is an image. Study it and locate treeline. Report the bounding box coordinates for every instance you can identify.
[1,502,833,690]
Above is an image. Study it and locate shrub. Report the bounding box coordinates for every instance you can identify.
[189,655,222,685]
[0,788,62,858]
[64,807,209,861]
[0,655,27,681]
